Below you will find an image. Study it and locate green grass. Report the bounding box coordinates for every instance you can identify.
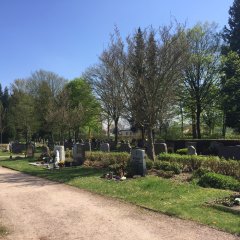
[0,151,10,157]
[0,158,239,235]
[0,225,8,237]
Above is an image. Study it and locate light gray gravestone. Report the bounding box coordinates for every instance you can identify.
[26,144,34,157]
[73,143,85,165]
[54,145,65,161]
[187,146,197,155]
[154,143,168,155]
[130,149,146,177]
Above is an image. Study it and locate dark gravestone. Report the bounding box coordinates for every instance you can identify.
[42,145,50,156]
[11,143,26,154]
[73,144,85,165]
[119,142,132,153]
[130,149,146,177]
[218,145,240,160]
[154,143,168,155]
[100,143,110,152]
[84,142,91,151]
[187,146,197,155]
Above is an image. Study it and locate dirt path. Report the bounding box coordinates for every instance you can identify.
[0,166,239,240]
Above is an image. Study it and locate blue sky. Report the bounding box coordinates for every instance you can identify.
[0,0,234,89]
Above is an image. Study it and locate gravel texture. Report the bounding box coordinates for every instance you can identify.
[0,166,239,240]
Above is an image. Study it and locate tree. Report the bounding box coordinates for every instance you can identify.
[223,0,240,54]
[125,25,188,160]
[66,78,101,140]
[221,51,240,133]
[9,79,38,142]
[85,30,126,145]
[183,23,221,139]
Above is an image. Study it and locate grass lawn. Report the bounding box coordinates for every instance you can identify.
[0,151,10,157]
[0,158,239,235]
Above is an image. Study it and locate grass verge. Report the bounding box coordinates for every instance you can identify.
[0,158,239,235]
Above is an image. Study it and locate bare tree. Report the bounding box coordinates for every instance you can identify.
[84,30,126,145]
[124,25,189,160]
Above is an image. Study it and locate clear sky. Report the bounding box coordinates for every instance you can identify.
[0,0,234,89]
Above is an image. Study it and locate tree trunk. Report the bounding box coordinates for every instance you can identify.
[191,110,197,139]
[146,126,155,161]
[114,117,119,145]
[180,104,184,138]
[196,103,201,139]
[222,111,226,138]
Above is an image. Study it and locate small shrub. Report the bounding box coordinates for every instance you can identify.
[154,160,181,174]
[176,148,188,155]
[146,159,154,170]
[192,167,210,178]
[198,172,240,191]
[157,170,175,178]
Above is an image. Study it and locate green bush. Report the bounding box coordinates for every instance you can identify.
[158,153,240,179]
[154,160,181,174]
[198,172,240,191]
[176,148,188,155]
[86,151,130,166]
[146,159,154,170]
[192,167,210,178]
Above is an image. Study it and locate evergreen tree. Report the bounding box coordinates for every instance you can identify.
[223,0,240,54]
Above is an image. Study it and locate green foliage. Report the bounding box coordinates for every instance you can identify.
[158,153,240,178]
[192,167,211,178]
[154,160,181,174]
[145,159,154,170]
[176,148,188,155]
[198,172,240,191]
[85,151,130,168]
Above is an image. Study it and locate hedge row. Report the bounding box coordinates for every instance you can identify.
[158,153,240,179]
[85,151,130,168]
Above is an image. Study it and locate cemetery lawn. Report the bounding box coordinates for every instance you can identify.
[0,158,239,236]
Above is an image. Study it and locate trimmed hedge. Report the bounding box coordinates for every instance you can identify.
[176,148,188,155]
[154,160,181,174]
[158,153,240,179]
[198,172,240,191]
[85,151,130,168]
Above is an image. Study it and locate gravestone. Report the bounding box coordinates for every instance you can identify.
[54,150,60,168]
[188,146,197,155]
[100,143,110,152]
[84,142,91,151]
[54,145,65,161]
[119,141,131,153]
[154,143,168,155]
[130,149,146,177]
[26,144,34,157]
[11,142,26,154]
[209,141,224,155]
[73,143,85,165]
[185,141,197,149]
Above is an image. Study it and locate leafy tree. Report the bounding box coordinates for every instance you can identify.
[66,78,101,140]
[221,51,240,133]
[183,23,221,139]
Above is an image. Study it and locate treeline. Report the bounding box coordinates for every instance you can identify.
[0,70,101,144]
[1,0,239,161]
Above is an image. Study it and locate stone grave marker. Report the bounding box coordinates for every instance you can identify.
[26,144,34,157]
[154,143,168,155]
[54,145,65,161]
[100,143,110,152]
[11,142,26,154]
[73,143,85,165]
[187,146,197,155]
[130,148,146,177]
[119,141,131,153]
[185,141,197,149]
[84,142,91,151]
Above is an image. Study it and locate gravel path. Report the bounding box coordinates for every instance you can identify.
[0,166,239,240]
